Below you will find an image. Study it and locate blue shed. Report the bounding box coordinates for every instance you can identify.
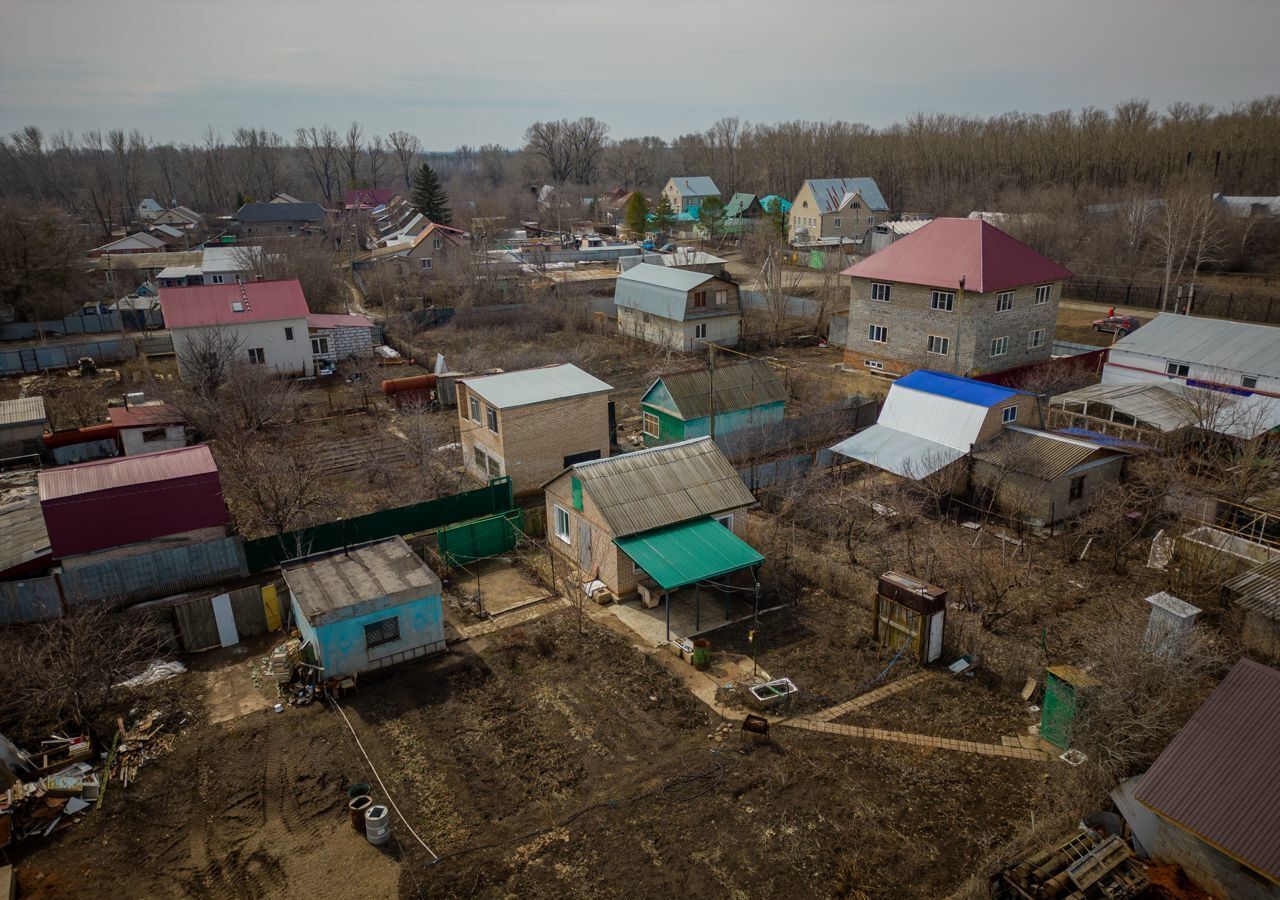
[282,536,445,677]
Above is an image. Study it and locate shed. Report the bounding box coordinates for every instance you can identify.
[0,396,48,460]
[874,572,945,663]
[38,444,230,559]
[640,359,787,445]
[107,402,187,456]
[1143,592,1201,658]
[1040,665,1101,750]
[282,537,445,677]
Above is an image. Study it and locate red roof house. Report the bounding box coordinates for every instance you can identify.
[159,279,310,329]
[344,188,399,210]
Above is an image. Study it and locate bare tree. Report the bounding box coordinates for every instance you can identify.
[175,326,245,396]
[523,117,609,184]
[338,121,364,188]
[219,438,330,537]
[295,125,340,204]
[367,135,388,188]
[387,131,423,191]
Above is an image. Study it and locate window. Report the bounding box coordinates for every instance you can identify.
[211,274,225,285]
[473,446,487,470]
[868,324,887,343]
[432,238,442,250]
[554,505,571,543]
[694,323,707,340]
[693,291,706,308]
[851,201,861,209]
[864,359,884,371]
[802,200,809,208]
[1166,362,1190,378]
[1001,405,1018,423]
[834,218,842,228]
[420,257,433,270]
[867,216,874,227]
[642,411,659,438]
[1242,375,1258,390]
[641,312,651,324]
[247,348,265,364]
[1028,328,1046,349]
[715,513,733,529]
[930,290,955,312]
[1035,284,1052,305]
[926,335,949,355]
[486,405,498,433]
[990,336,1009,357]
[231,300,245,313]
[996,291,1014,312]
[364,616,401,649]
[1069,475,1086,501]
[284,326,294,341]
[311,336,329,355]
[469,396,481,423]
[870,282,891,302]
[141,427,167,443]
[715,290,727,306]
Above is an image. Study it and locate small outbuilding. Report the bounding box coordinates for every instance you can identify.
[1039,664,1100,750]
[873,572,945,663]
[282,536,445,678]
[107,402,187,456]
[0,397,48,461]
[640,358,787,446]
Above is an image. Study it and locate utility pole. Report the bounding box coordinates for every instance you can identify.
[708,344,717,440]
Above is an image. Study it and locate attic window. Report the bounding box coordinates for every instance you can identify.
[231,301,245,312]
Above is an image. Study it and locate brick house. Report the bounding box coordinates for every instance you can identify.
[455,364,613,495]
[543,437,759,602]
[660,176,720,213]
[306,312,377,373]
[614,263,742,351]
[789,178,889,243]
[842,217,1073,377]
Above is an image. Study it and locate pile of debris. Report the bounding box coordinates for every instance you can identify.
[992,827,1149,899]
[1,733,97,847]
[108,710,181,788]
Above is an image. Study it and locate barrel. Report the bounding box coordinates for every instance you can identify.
[365,805,392,846]
[692,639,712,669]
[346,782,371,799]
[348,795,373,832]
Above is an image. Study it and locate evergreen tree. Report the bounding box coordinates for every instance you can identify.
[409,163,452,225]
[698,196,727,240]
[651,193,676,239]
[624,192,649,239]
[763,197,789,240]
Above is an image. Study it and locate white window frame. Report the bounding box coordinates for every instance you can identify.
[311,336,329,355]
[996,291,1014,312]
[247,347,265,364]
[211,274,225,285]
[930,290,955,312]
[867,216,874,227]
[553,505,571,544]
[420,257,433,270]
[432,238,443,250]
[864,359,884,371]
[715,290,727,307]
[870,282,891,302]
[926,335,949,356]
[1028,328,1045,349]
[715,513,733,529]
[990,336,1009,357]
[1001,406,1018,423]
[469,396,481,423]
[1242,375,1258,390]
[642,411,659,438]
[1035,284,1052,305]
[693,322,707,340]
[833,218,842,228]
[868,324,887,344]
[1166,362,1190,378]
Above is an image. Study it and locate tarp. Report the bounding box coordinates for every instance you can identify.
[615,517,763,592]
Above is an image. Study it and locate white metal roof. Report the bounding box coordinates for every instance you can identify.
[616,263,713,292]
[829,425,965,478]
[878,384,995,451]
[1055,379,1280,438]
[461,363,613,409]
[667,176,719,197]
[1112,313,1280,377]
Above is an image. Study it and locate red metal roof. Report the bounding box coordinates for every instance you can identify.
[41,423,119,450]
[107,403,186,428]
[841,218,1073,294]
[159,279,310,329]
[1134,658,1280,881]
[343,188,398,208]
[39,444,218,501]
[307,312,374,330]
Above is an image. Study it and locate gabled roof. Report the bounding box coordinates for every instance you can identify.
[138,198,164,213]
[645,359,787,420]
[307,312,374,330]
[39,445,218,501]
[461,363,612,409]
[562,436,755,537]
[343,188,398,209]
[614,263,719,321]
[410,222,464,251]
[107,402,185,428]
[971,426,1118,480]
[1111,313,1280,376]
[282,536,441,625]
[801,178,889,213]
[92,232,168,254]
[667,176,719,197]
[843,218,1072,293]
[150,224,185,239]
[723,193,759,217]
[159,279,310,329]
[161,205,202,223]
[759,195,792,214]
[1134,659,1280,882]
[895,370,1021,407]
[234,201,327,224]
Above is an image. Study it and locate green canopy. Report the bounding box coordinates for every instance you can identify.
[615,517,764,592]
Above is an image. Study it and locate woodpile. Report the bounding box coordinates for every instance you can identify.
[109,710,177,787]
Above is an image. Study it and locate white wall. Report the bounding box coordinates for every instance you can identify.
[173,318,312,383]
[120,424,185,456]
[1104,348,1280,395]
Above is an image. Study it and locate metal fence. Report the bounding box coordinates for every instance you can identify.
[436,509,525,567]
[0,337,139,375]
[0,311,124,341]
[1064,275,1280,324]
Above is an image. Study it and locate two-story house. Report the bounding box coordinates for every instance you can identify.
[789,178,889,243]
[455,364,614,495]
[660,177,720,213]
[842,217,1073,377]
[614,263,742,351]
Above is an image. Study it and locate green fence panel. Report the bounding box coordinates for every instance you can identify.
[436,508,525,567]
[244,477,514,572]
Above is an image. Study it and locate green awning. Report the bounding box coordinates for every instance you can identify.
[615,517,764,592]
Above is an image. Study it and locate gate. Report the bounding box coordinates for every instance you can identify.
[435,509,525,567]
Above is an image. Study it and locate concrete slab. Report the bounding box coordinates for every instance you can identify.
[608,588,762,646]
[466,557,550,616]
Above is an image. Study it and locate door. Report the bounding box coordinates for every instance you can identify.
[578,520,593,571]
[210,593,240,647]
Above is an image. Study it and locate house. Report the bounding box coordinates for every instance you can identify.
[456,364,614,495]
[88,231,169,257]
[1112,659,1280,899]
[640,359,787,446]
[137,198,165,221]
[232,201,328,236]
[865,218,932,253]
[147,223,188,247]
[307,312,377,373]
[0,397,48,461]
[151,206,203,230]
[1213,194,1280,218]
[660,177,720,213]
[107,402,187,456]
[614,263,742,351]
[542,437,760,608]
[969,426,1125,525]
[842,217,1073,377]
[713,193,764,236]
[38,444,231,562]
[343,188,399,211]
[829,370,1036,481]
[1103,313,1279,396]
[789,178,889,244]
[351,222,463,278]
[282,536,445,678]
[161,279,314,380]
[156,246,259,288]
[758,194,792,217]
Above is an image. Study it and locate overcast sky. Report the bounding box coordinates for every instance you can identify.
[2,0,1277,148]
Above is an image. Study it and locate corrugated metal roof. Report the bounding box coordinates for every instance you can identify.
[615,517,763,591]
[803,178,889,213]
[38,444,218,501]
[0,396,47,428]
[842,218,1073,293]
[1224,557,1280,620]
[667,176,719,197]
[1112,313,1280,377]
[723,194,758,217]
[1052,381,1280,438]
[896,370,1020,407]
[646,359,787,420]
[107,402,185,428]
[307,312,374,330]
[617,262,713,292]
[971,426,1114,480]
[829,425,964,478]
[0,493,50,575]
[614,263,715,321]
[90,250,201,272]
[160,279,310,329]
[282,536,441,625]
[759,195,792,214]
[879,382,998,452]
[461,363,612,409]
[1134,658,1280,882]
[572,437,756,537]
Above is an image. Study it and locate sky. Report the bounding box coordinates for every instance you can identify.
[2,0,1277,148]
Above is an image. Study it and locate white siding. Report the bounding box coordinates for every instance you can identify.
[172,317,313,383]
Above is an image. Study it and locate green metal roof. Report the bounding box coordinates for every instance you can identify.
[615,516,763,592]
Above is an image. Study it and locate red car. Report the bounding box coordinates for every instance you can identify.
[1092,314,1141,336]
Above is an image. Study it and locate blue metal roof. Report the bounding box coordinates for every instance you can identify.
[804,178,889,213]
[667,176,719,197]
[895,370,1020,408]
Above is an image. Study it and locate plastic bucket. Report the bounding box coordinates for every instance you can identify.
[692,639,712,669]
[347,782,371,799]
[348,795,373,832]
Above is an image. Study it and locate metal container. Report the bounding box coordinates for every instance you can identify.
[348,795,373,833]
[692,639,712,669]
[365,805,392,846]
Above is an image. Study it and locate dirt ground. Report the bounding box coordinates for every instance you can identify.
[13,607,1067,900]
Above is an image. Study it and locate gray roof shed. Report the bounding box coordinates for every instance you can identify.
[282,536,441,627]
[460,363,612,409]
[0,396,47,429]
[1112,313,1280,377]
[646,359,787,420]
[614,263,715,321]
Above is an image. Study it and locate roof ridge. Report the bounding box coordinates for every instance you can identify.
[573,436,712,471]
